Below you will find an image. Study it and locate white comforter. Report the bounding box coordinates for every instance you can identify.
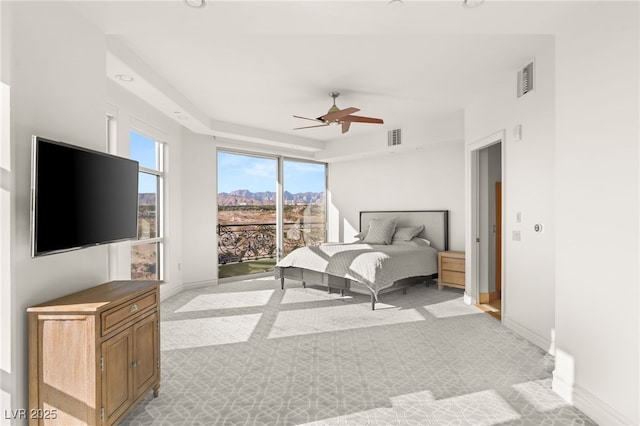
[275,243,438,297]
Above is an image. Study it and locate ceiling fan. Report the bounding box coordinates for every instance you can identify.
[293,92,384,134]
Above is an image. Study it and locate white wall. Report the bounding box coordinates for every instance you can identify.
[553,3,639,425]
[107,81,184,300]
[465,41,556,350]
[0,2,12,414]
[465,4,640,424]
[318,112,463,163]
[328,139,465,250]
[2,2,108,417]
[180,129,218,287]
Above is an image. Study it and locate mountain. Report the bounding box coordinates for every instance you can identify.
[140,190,326,207]
[139,193,156,206]
[218,189,325,206]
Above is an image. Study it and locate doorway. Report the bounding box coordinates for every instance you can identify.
[465,131,504,320]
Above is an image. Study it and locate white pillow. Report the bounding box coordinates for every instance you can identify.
[362,217,398,245]
[392,225,424,241]
[391,237,431,247]
[416,237,431,246]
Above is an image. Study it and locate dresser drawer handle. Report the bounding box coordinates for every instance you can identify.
[131,360,140,368]
[130,304,138,313]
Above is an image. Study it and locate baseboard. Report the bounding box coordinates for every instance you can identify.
[159,283,184,302]
[219,272,273,284]
[551,370,573,403]
[158,279,218,302]
[503,316,552,353]
[182,279,218,290]
[479,290,499,304]
[463,291,476,305]
[553,372,636,425]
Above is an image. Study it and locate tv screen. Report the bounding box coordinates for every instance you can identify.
[31,136,139,257]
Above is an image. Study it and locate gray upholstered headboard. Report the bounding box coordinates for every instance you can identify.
[359,210,449,252]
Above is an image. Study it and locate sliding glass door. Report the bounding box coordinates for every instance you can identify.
[282,159,327,257]
[217,152,277,278]
[217,151,326,279]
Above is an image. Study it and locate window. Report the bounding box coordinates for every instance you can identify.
[130,131,164,280]
[282,159,327,257]
[217,152,277,278]
[217,150,327,279]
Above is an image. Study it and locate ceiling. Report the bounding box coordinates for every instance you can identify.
[71,1,575,149]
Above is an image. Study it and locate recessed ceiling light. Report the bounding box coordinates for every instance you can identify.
[388,0,403,6]
[185,0,205,8]
[463,0,484,8]
[115,74,134,82]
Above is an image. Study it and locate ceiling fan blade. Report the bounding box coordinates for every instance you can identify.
[293,123,330,130]
[341,121,351,134]
[293,115,323,123]
[320,107,360,122]
[341,115,384,124]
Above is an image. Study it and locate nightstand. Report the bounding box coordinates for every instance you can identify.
[438,251,465,290]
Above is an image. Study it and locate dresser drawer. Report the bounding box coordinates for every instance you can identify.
[442,257,465,272]
[102,291,157,336]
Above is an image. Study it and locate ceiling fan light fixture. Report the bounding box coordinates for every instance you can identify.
[185,0,205,8]
[462,0,484,8]
[115,74,134,82]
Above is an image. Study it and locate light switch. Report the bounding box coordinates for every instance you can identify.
[512,231,521,241]
[514,124,522,141]
[516,212,521,223]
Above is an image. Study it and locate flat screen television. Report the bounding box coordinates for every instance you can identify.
[31,136,139,257]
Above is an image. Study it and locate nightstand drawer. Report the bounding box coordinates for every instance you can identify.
[438,251,466,290]
[442,270,465,286]
[442,257,465,272]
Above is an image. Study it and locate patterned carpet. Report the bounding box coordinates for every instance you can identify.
[122,277,595,426]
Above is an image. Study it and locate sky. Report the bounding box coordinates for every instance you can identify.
[130,131,158,194]
[217,151,325,194]
[130,133,326,194]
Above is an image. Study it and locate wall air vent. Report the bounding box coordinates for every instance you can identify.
[517,61,534,98]
[388,129,402,146]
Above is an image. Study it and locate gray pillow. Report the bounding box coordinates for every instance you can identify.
[392,225,424,241]
[362,217,398,245]
[354,228,368,241]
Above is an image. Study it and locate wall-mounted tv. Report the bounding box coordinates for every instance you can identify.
[31,136,139,257]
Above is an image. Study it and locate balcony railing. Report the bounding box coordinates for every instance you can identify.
[217,222,326,264]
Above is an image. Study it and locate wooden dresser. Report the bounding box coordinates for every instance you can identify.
[28,280,160,426]
[438,251,466,290]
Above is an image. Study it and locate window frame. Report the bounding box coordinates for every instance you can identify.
[281,157,328,258]
[216,148,328,268]
[130,130,166,281]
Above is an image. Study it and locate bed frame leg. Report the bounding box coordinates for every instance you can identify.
[280,277,284,290]
[340,289,344,296]
[371,295,375,310]
[402,287,408,295]
[302,281,306,288]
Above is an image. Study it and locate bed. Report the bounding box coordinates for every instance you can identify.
[275,210,449,309]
